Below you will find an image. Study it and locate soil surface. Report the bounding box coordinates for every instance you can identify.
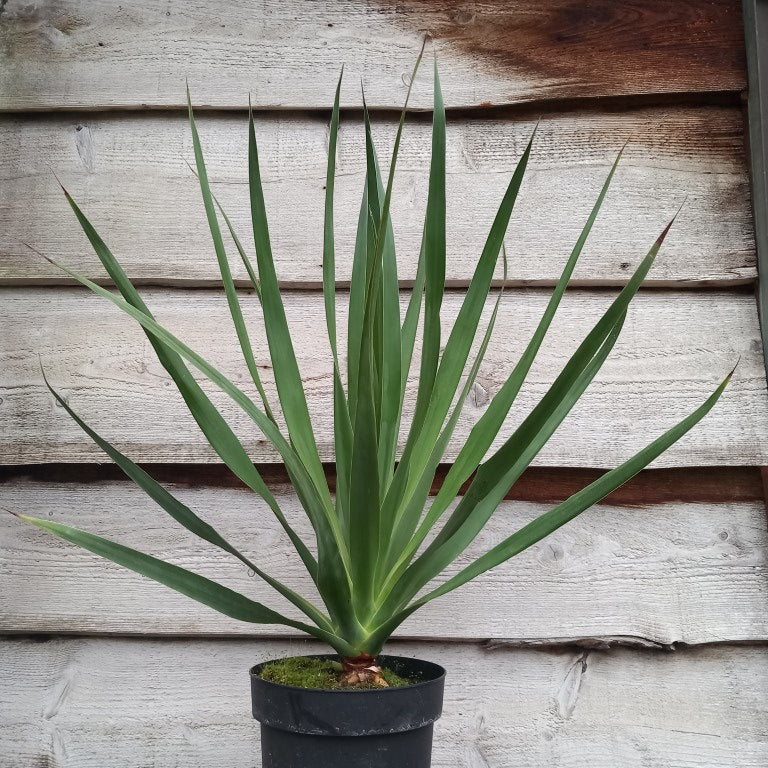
[259,656,415,690]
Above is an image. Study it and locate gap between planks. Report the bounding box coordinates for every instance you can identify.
[1,631,766,654]
[0,277,757,290]
[1,464,763,506]
[0,89,744,118]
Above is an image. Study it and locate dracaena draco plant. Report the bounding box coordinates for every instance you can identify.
[15,51,731,687]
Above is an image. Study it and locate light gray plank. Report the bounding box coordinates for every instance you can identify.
[1,288,765,467]
[1,637,766,767]
[2,479,767,644]
[0,108,754,286]
[0,0,745,111]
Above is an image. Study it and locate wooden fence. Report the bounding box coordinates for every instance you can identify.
[1,1,766,765]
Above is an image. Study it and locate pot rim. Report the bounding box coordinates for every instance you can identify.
[249,653,446,694]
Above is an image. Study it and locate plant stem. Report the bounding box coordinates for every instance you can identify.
[340,653,389,687]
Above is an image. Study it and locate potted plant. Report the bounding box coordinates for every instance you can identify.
[13,49,731,768]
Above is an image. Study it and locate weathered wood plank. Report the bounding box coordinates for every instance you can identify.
[1,288,765,467]
[0,107,754,286]
[2,478,766,644]
[0,0,746,111]
[1,637,766,767]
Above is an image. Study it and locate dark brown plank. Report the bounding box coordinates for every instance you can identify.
[2,464,762,506]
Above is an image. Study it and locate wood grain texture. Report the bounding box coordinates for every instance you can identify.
[1,287,764,467]
[0,0,746,111]
[0,107,755,287]
[2,478,767,644]
[1,637,766,767]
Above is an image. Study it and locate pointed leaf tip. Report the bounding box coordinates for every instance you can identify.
[21,241,56,268]
[655,208,683,247]
[50,168,68,195]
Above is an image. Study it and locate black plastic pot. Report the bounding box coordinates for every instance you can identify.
[250,654,446,768]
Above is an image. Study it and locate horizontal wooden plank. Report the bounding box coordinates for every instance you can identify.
[2,287,765,467]
[3,478,767,644]
[0,106,755,287]
[2,637,766,767]
[0,0,746,111]
[3,464,763,506]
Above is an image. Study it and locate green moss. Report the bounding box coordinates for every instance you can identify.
[259,656,415,690]
[380,666,413,688]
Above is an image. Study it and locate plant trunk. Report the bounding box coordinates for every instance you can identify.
[341,653,389,687]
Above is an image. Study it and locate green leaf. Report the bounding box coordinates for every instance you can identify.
[185,158,262,303]
[347,182,369,424]
[247,107,357,630]
[213,194,262,301]
[380,249,509,580]
[42,247,350,584]
[376,151,403,494]
[348,45,425,619]
[186,89,276,423]
[405,367,733,614]
[385,210,681,615]
[381,127,537,544]
[348,331,381,615]
[324,67,343,364]
[390,148,626,576]
[59,189,317,583]
[247,105,330,507]
[348,102,384,616]
[378,308,627,616]
[321,68,355,544]
[42,370,332,632]
[333,369,354,542]
[15,513,354,655]
[411,56,446,443]
[400,237,426,400]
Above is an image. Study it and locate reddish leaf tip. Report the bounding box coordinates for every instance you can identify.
[21,240,56,267]
[49,168,69,196]
[614,138,631,163]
